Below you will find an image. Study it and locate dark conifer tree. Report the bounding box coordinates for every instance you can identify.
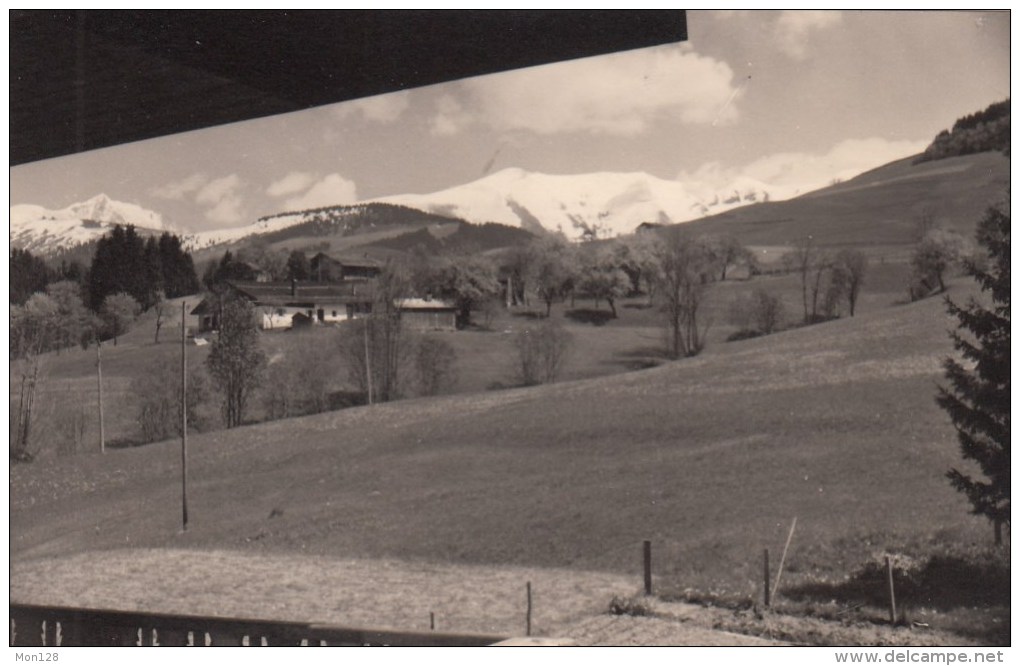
[938,196,1010,545]
[10,248,52,305]
[122,226,148,306]
[286,250,310,281]
[142,236,164,309]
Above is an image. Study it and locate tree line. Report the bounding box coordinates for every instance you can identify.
[914,98,1010,164]
[10,226,199,355]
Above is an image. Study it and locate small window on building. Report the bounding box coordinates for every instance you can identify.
[332,310,337,317]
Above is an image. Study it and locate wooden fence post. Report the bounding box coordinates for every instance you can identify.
[771,517,797,602]
[763,548,771,608]
[886,556,897,624]
[525,582,532,637]
[643,540,652,596]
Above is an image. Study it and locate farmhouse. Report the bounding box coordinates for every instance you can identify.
[396,297,458,331]
[309,253,382,282]
[191,280,373,332]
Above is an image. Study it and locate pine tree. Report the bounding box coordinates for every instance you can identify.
[10,248,52,305]
[142,236,164,309]
[938,196,1010,545]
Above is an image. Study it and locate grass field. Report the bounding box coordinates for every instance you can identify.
[18,245,924,452]
[10,273,1007,643]
[10,150,1010,644]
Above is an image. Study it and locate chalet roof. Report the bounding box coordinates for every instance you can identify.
[396,297,457,311]
[190,299,216,316]
[229,280,371,306]
[310,252,381,270]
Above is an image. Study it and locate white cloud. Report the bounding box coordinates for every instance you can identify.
[149,172,207,200]
[430,95,472,136]
[774,10,842,59]
[283,173,358,211]
[267,171,317,197]
[679,137,929,199]
[334,90,411,123]
[196,173,245,225]
[430,43,741,136]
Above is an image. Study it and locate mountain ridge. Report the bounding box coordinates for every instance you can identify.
[10,193,176,256]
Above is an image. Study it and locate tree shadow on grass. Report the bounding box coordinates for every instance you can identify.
[784,553,1010,613]
[564,308,615,326]
[509,310,545,321]
[609,345,671,371]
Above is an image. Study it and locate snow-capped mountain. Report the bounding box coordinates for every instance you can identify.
[370,168,776,240]
[10,194,175,255]
[10,170,782,256]
[183,208,363,251]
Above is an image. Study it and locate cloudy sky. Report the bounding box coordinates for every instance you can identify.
[9,10,1010,232]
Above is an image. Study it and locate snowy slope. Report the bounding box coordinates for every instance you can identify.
[183,206,376,251]
[370,168,777,240]
[10,194,174,255]
[11,170,783,256]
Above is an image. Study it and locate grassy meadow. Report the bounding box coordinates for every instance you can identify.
[10,272,1006,642]
[10,150,1010,644]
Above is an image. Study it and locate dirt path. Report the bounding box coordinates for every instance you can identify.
[10,548,780,645]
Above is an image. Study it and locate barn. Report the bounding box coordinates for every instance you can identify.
[396,298,458,331]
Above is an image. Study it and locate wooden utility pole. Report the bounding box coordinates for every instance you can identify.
[181,302,189,531]
[763,548,771,608]
[363,317,373,405]
[96,340,105,454]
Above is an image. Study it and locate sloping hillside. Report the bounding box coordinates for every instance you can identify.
[679,151,1009,248]
[11,285,981,586]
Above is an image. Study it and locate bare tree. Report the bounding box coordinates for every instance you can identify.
[415,335,458,396]
[752,289,785,334]
[133,356,209,441]
[101,292,140,345]
[785,238,815,323]
[833,249,868,316]
[728,289,785,337]
[55,385,90,456]
[206,299,266,428]
[648,231,716,359]
[707,234,752,281]
[808,251,834,322]
[512,320,573,386]
[910,229,966,298]
[578,248,630,317]
[261,338,336,420]
[337,262,415,404]
[152,292,168,343]
[9,294,57,462]
[530,237,577,317]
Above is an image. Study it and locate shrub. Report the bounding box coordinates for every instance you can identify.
[261,335,336,420]
[415,335,458,396]
[609,595,652,617]
[727,329,763,343]
[132,357,210,443]
[512,320,573,386]
[728,288,785,337]
[909,229,966,299]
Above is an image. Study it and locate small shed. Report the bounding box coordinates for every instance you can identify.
[397,297,458,331]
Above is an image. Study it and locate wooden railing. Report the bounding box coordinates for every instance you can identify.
[9,603,507,647]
